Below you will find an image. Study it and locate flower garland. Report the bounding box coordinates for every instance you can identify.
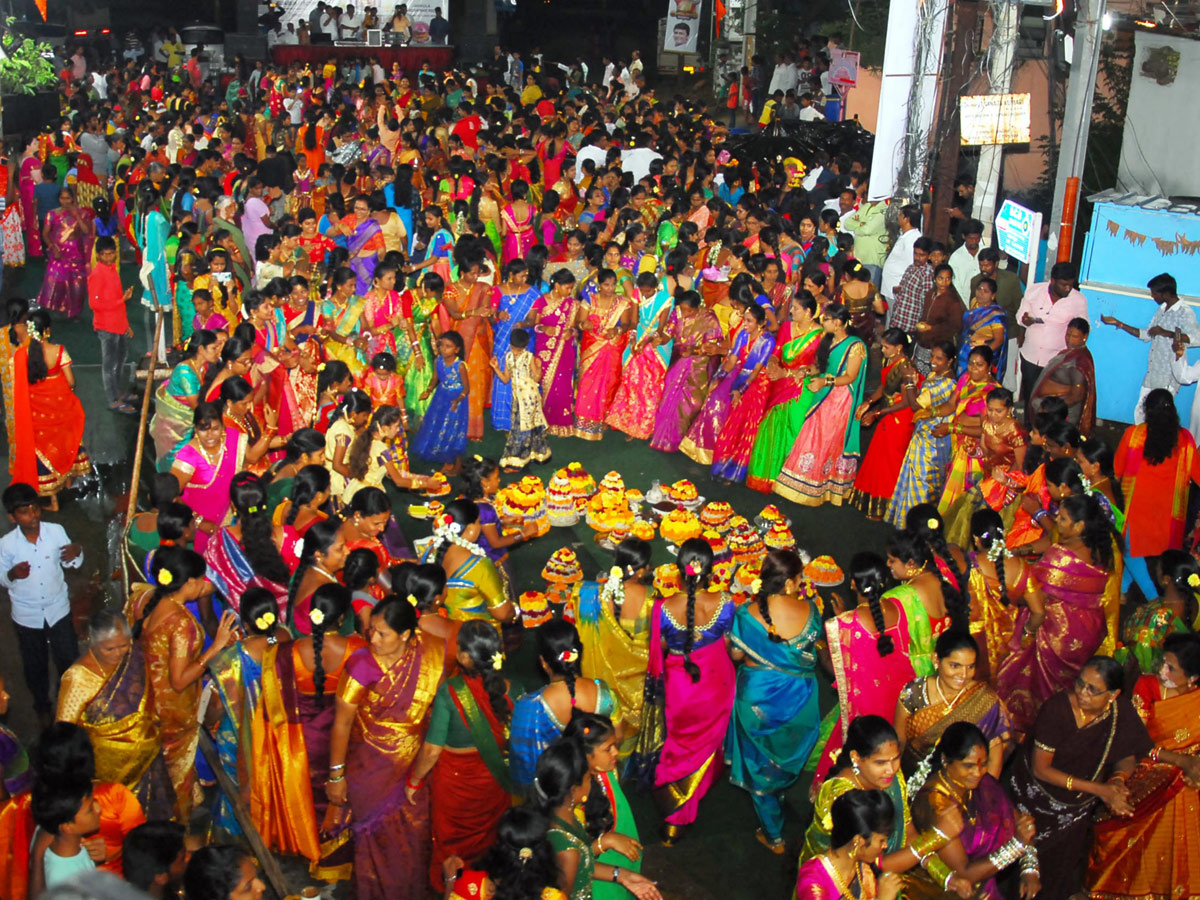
[432,513,486,557]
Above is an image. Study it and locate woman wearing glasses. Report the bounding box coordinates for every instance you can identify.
[1007,656,1152,900]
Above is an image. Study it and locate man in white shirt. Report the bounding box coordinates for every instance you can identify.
[628,50,643,80]
[0,482,83,725]
[797,92,825,122]
[948,218,983,306]
[881,204,923,305]
[340,4,364,39]
[601,56,616,96]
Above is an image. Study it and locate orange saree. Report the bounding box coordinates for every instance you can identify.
[11,344,89,495]
[1087,675,1200,900]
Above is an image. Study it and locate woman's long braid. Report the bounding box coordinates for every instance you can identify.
[755,582,780,643]
[563,651,579,703]
[311,616,328,705]
[477,658,511,725]
[864,577,895,657]
[683,575,701,682]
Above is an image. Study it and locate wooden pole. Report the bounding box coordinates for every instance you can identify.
[120,309,164,601]
[197,729,293,898]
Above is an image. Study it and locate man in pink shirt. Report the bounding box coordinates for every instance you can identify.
[1016,261,1089,406]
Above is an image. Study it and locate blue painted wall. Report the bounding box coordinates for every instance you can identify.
[1078,202,1200,426]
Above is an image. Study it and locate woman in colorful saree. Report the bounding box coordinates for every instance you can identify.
[745,290,823,492]
[649,291,723,453]
[726,549,822,852]
[887,343,957,528]
[849,329,922,520]
[955,277,1008,378]
[560,713,646,900]
[995,494,1119,736]
[37,186,92,317]
[797,790,902,900]
[55,609,175,820]
[168,402,247,556]
[813,554,916,782]
[636,539,734,845]
[963,510,1043,682]
[406,621,514,891]
[605,272,674,441]
[532,268,580,438]
[574,539,652,759]
[1087,634,1200,900]
[1008,657,1152,900]
[442,807,569,900]
[326,594,446,900]
[440,257,493,441]
[900,723,1040,900]
[500,179,537,265]
[1027,317,1095,434]
[398,273,444,424]
[203,472,291,616]
[252,582,362,880]
[133,546,238,822]
[320,266,369,376]
[775,302,869,507]
[206,588,288,840]
[8,309,91,508]
[893,631,1012,784]
[510,620,621,790]
[933,347,1000,514]
[1115,387,1200,604]
[346,195,386,294]
[884,529,970,678]
[421,500,515,627]
[17,137,42,259]
[682,303,774,466]
[491,260,541,431]
[800,716,969,896]
[536,739,663,900]
[573,269,633,440]
[1118,549,1198,675]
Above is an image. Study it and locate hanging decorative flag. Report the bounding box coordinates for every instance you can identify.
[715,0,727,37]
[35,0,46,20]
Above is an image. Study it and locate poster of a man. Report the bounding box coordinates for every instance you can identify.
[663,0,701,53]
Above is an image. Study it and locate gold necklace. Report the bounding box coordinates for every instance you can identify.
[933,675,967,710]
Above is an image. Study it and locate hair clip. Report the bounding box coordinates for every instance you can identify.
[254,612,275,631]
[246,505,260,515]
[473,453,483,461]
[1189,573,1200,589]
[684,561,701,576]
[406,593,419,607]
[157,568,174,586]
[491,651,504,670]
[926,518,940,530]
[518,847,533,863]
[750,577,763,594]
[560,648,579,664]
[310,608,325,626]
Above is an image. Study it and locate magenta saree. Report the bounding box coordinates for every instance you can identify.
[533,294,578,437]
[649,307,722,452]
[994,545,1109,735]
[606,289,674,440]
[648,596,735,828]
[338,636,445,900]
[175,427,247,555]
[682,330,775,467]
[18,156,42,259]
[573,297,631,439]
[38,207,91,317]
[500,203,535,265]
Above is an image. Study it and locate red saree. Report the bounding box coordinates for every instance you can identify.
[11,344,89,495]
[850,357,921,519]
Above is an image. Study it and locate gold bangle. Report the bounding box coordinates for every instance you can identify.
[1065,775,1074,791]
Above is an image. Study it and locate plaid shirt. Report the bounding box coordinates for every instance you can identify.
[890,263,933,333]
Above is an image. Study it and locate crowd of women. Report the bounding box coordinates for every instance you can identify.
[1,40,1199,900]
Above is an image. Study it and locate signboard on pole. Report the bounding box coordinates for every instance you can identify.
[995,199,1042,267]
[829,49,860,87]
[960,93,1032,145]
[663,0,703,54]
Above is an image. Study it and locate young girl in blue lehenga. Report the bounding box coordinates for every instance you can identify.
[413,330,469,470]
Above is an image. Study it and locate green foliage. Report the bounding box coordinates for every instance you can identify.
[0,18,58,96]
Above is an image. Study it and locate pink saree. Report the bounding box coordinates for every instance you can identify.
[573,298,631,439]
[533,294,577,437]
[500,203,535,265]
[18,156,42,259]
[994,544,1109,735]
[175,427,247,555]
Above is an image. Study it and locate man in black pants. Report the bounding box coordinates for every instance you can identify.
[0,482,83,728]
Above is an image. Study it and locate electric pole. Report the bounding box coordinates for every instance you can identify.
[971,0,1019,243]
[1046,0,1107,273]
